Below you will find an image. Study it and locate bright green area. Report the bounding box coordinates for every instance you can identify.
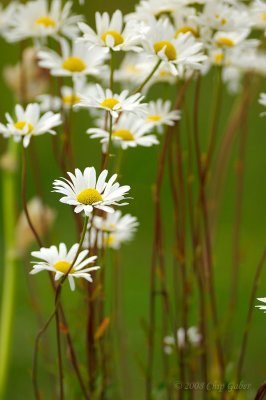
[0,1,266,399]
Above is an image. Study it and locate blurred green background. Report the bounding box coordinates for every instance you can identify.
[0,0,266,399]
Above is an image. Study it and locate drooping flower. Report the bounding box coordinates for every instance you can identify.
[53,167,131,216]
[30,243,100,291]
[163,326,201,354]
[0,103,62,147]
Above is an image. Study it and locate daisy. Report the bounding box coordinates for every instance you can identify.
[38,39,108,78]
[145,99,181,130]
[126,0,179,21]
[85,210,139,249]
[53,167,131,216]
[213,30,250,49]
[142,18,207,76]
[87,114,159,150]
[0,2,17,36]
[0,103,62,147]
[255,297,266,313]
[30,243,100,291]
[78,9,142,53]
[5,0,82,43]
[75,84,147,119]
[251,0,266,32]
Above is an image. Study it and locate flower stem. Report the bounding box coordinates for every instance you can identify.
[0,140,18,399]
[133,60,161,94]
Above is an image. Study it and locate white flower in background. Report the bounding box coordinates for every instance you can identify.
[37,78,98,111]
[163,326,201,354]
[255,298,266,313]
[76,84,147,118]
[143,18,207,76]
[200,1,250,33]
[172,6,201,39]
[126,0,179,21]
[30,243,100,291]
[38,39,108,78]
[53,167,131,216]
[85,210,139,249]
[0,2,17,36]
[78,10,142,52]
[5,0,82,43]
[259,93,266,116]
[146,99,181,130]
[0,103,62,147]
[87,114,159,150]
[250,0,266,33]
[213,30,250,49]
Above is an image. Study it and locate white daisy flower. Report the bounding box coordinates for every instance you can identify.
[145,99,181,130]
[85,210,139,250]
[126,0,179,21]
[143,18,207,76]
[0,2,17,36]
[75,84,147,119]
[78,9,142,53]
[255,297,266,313]
[5,0,83,43]
[38,39,108,78]
[251,0,266,32]
[0,103,62,147]
[213,30,250,49]
[30,243,100,291]
[87,114,159,150]
[53,167,131,216]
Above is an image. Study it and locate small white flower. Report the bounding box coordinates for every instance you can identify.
[255,297,266,313]
[0,103,62,147]
[30,243,100,291]
[85,210,139,249]
[75,84,147,119]
[38,39,108,78]
[126,0,179,21]
[87,114,158,150]
[78,9,142,52]
[143,18,207,76]
[53,167,131,216]
[163,326,201,354]
[5,0,83,42]
[251,0,266,32]
[213,30,250,49]
[145,99,181,130]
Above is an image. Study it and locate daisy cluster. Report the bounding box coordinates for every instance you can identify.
[0,0,265,295]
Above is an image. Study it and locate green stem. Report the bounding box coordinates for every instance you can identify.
[133,60,161,94]
[0,140,18,399]
[110,50,114,91]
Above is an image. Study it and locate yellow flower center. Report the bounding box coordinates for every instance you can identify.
[101,30,124,46]
[154,41,177,61]
[35,16,56,28]
[112,129,134,141]
[147,115,162,122]
[62,57,86,72]
[175,26,199,38]
[14,121,33,133]
[101,98,120,110]
[214,52,224,64]
[77,188,103,205]
[216,37,234,47]
[53,260,74,274]
[261,12,266,22]
[62,94,81,106]
[104,235,114,247]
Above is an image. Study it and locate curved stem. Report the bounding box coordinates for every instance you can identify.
[133,60,161,94]
[0,140,18,399]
